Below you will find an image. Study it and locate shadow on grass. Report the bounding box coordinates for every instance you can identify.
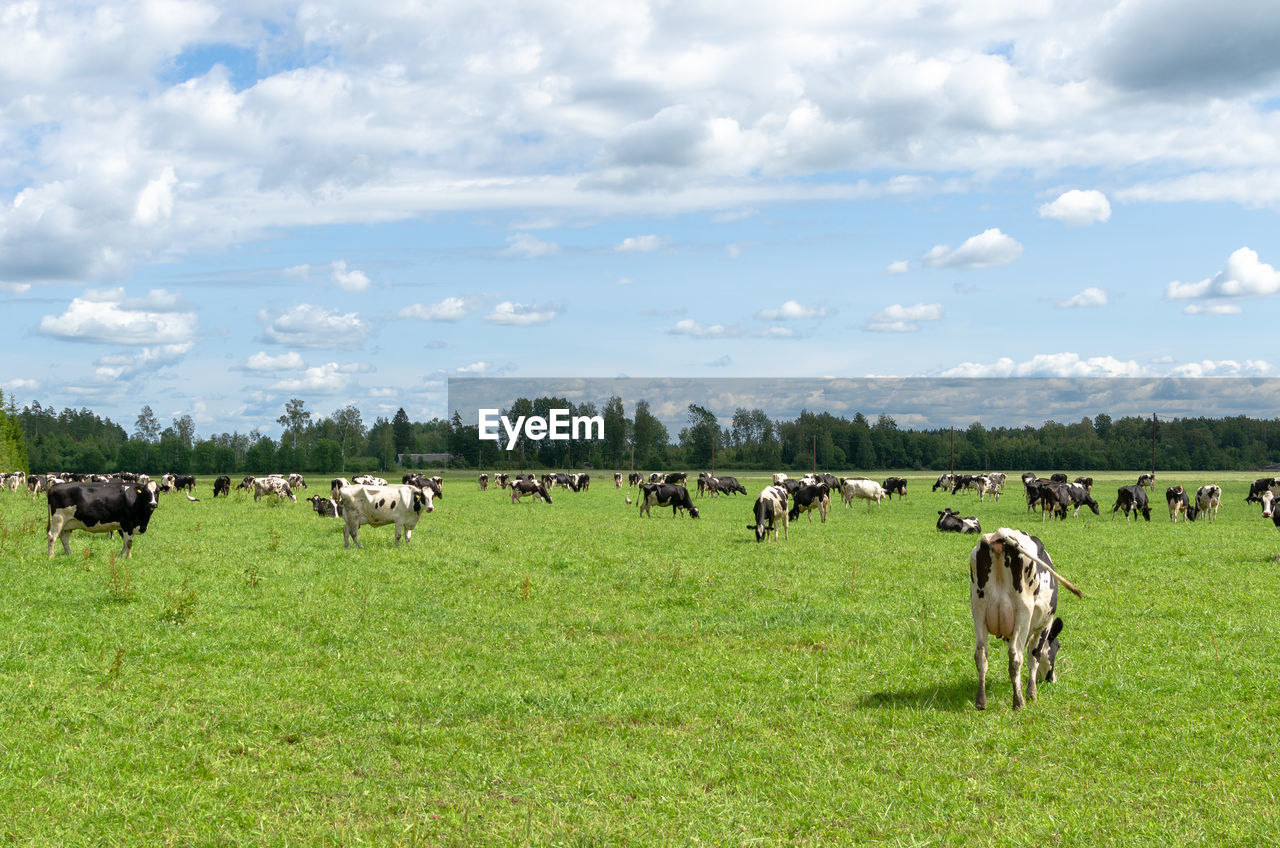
[857,678,975,713]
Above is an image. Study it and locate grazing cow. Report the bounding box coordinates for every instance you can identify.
[1189,484,1222,522]
[1166,486,1191,522]
[1037,483,1072,521]
[977,476,1002,502]
[628,472,643,488]
[663,472,688,486]
[46,480,161,559]
[882,477,908,499]
[951,474,981,495]
[697,473,717,497]
[213,475,231,498]
[712,475,747,496]
[613,472,622,488]
[168,474,196,493]
[402,473,445,500]
[253,476,296,503]
[932,473,954,492]
[479,473,489,491]
[648,473,662,484]
[749,485,789,542]
[334,483,433,548]
[288,473,308,490]
[1137,473,1155,489]
[1073,476,1094,492]
[638,483,700,518]
[1112,485,1151,521]
[353,475,388,486]
[937,507,981,534]
[574,473,590,492]
[970,528,1081,710]
[236,475,256,492]
[1246,477,1279,505]
[307,495,342,517]
[840,477,886,507]
[510,478,552,503]
[788,483,830,523]
[495,473,510,489]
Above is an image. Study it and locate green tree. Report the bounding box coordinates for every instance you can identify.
[134,405,160,442]
[392,407,413,455]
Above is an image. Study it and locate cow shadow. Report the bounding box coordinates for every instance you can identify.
[857,679,975,713]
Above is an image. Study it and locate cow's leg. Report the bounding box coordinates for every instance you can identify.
[119,531,134,559]
[974,623,989,711]
[1009,611,1031,709]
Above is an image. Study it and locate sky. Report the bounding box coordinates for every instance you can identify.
[4,0,1280,439]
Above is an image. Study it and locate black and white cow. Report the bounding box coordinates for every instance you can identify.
[253,476,296,503]
[712,475,747,496]
[510,478,552,503]
[288,473,308,490]
[882,477,908,499]
[1246,477,1279,505]
[970,528,1081,710]
[1137,473,1155,490]
[1073,476,1094,492]
[1112,484,1151,521]
[307,495,342,517]
[353,475,388,486]
[212,475,231,498]
[932,473,955,492]
[1166,485,1191,521]
[1049,473,1068,484]
[402,473,444,499]
[638,483,699,518]
[161,473,196,493]
[663,472,688,486]
[1040,482,1098,520]
[840,477,886,507]
[46,480,161,559]
[334,483,433,548]
[613,472,622,488]
[628,472,644,488]
[937,507,981,534]
[788,483,830,523]
[1189,484,1222,522]
[748,485,788,542]
[494,473,510,489]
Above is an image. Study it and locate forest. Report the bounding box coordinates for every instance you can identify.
[7,393,1280,475]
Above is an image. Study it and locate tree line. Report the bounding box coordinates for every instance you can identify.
[9,395,1280,474]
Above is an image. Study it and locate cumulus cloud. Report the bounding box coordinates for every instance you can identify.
[399,296,478,322]
[616,235,665,253]
[886,260,910,274]
[38,288,197,344]
[484,301,557,326]
[939,353,1143,378]
[865,303,943,333]
[1169,359,1272,377]
[669,318,731,338]
[93,342,194,380]
[755,300,830,320]
[268,362,368,394]
[330,260,371,292]
[1166,247,1280,302]
[246,351,307,371]
[1057,287,1109,308]
[922,229,1023,269]
[501,233,560,258]
[1038,190,1112,226]
[1182,303,1243,315]
[260,304,371,349]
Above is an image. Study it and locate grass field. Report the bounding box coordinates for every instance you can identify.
[2,470,1278,846]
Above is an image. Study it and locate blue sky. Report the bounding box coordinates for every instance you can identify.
[3,1,1280,437]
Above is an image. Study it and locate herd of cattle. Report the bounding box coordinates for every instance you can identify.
[9,465,1280,711]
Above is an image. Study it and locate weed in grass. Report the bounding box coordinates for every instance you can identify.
[99,647,126,688]
[161,578,198,624]
[522,576,531,599]
[244,564,262,587]
[105,554,134,603]
[268,526,280,552]
[81,545,92,571]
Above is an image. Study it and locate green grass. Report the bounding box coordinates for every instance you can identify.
[1,471,1278,846]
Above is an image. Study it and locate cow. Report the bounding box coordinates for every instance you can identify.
[334,483,433,548]
[840,477,885,507]
[882,477,908,499]
[613,472,622,488]
[932,473,954,492]
[402,473,444,499]
[970,528,1081,710]
[253,476,296,503]
[510,478,552,503]
[1166,486,1191,522]
[772,473,788,485]
[697,473,717,497]
[1137,473,1155,489]
[46,480,161,559]
[165,474,196,493]
[951,474,981,495]
[977,476,1002,502]
[639,483,700,518]
[1023,477,1054,514]
[479,473,489,490]
[628,472,644,488]
[307,495,342,517]
[1246,477,1279,505]
[288,473,308,490]
[574,473,590,492]
[353,475,388,486]
[788,483,830,523]
[1049,473,1068,484]
[663,472,688,486]
[1113,484,1151,521]
[212,475,231,497]
[1189,484,1222,522]
[937,508,981,534]
[712,475,747,496]
[495,473,510,489]
[748,485,788,542]
[1073,476,1094,492]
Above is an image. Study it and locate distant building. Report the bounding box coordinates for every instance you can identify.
[397,452,454,467]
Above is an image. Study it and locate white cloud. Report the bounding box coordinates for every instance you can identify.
[501,233,560,258]
[1182,303,1243,316]
[939,353,1144,378]
[1166,248,1280,302]
[616,235,665,253]
[669,318,731,338]
[260,304,371,350]
[1038,190,1111,226]
[755,300,829,320]
[1057,287,1108,308]
[3,378,40,393]
[246,351,307,371]
[1169,359,1272,377]
[484,301,557,326]
[865,303,943,333]
[886,260,910,274]
[268,362,360,394]
[399,296,477,322]
[93,342,194,381]
[922,229,1023,270]
[38,288,197,344]
[330,259,371,292]
[284,264,311,279]
[133,167,178,226]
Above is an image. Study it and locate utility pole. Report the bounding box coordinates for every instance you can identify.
[950,427,955,475]
[1151,413,1157,478]
[812,435,817,473]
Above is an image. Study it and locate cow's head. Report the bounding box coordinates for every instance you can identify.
[413,487,434,513]
[688,505,700,519]
[1035,618,1064,683]
[1262,490,1277,519]
[750,498,775,542]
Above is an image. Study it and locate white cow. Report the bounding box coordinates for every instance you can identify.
[335,483,434,548]
[839,477,886,507]
[252,476,296,502]
[970,528,1082,710]
[1190,484,1221,522]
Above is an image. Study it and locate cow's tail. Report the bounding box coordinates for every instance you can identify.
[1018,546,1084,599]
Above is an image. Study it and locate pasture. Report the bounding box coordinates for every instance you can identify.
[1,471,1278,846]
